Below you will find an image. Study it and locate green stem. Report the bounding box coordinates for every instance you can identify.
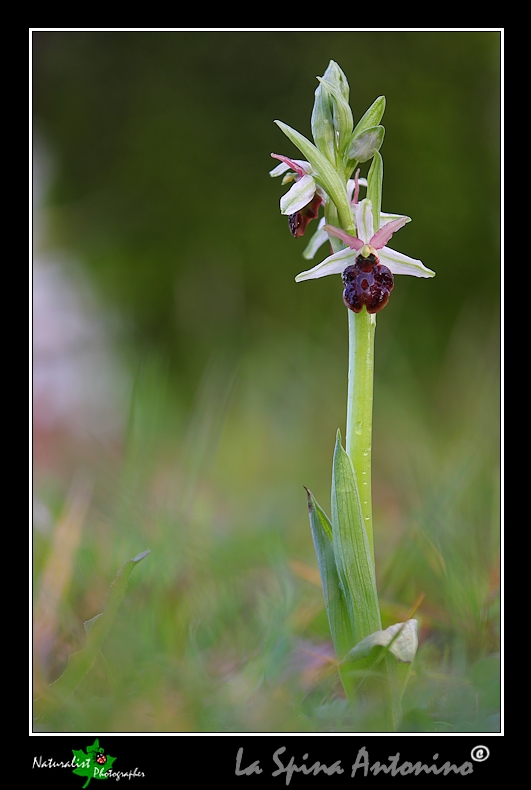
[346,308,376,560]
[344,309,401,730]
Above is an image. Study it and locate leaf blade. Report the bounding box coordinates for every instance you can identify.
[331,432,381,646]
[305,488,354,659]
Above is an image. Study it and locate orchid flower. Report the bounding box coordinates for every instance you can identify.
[295,198,435,282]
[270,154,325,237]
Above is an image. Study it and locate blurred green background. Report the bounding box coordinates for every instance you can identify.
[32,30,500,732]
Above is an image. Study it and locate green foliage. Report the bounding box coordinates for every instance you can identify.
[307,435,414,728]
[32,340,499,730]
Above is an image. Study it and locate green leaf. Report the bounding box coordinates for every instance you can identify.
[274,120,354,234]
[46,550,150,703]
[305,487,354,659]
[331,431,381,647]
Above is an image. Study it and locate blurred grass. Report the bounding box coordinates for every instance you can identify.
[33,314,499,732]
[32,31,500,732]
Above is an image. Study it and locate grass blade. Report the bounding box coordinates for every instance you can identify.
[36,550,150,714]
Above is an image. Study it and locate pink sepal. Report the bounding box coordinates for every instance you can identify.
[323,225,364,251]
[370,216,410,250]
[270,153,307,178]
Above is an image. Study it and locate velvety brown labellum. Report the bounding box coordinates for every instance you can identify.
[288,194,323,238]
[342,253,394,314]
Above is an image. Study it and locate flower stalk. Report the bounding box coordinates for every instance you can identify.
[346,308,376,559]
[270,61,432,727]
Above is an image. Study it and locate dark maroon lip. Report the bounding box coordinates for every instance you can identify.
[342,261,394,314]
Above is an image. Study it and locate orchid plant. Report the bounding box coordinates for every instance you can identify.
[270,61,435,729]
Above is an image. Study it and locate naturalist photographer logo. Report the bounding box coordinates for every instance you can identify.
[32,739,145,786]
[71,739,117,787]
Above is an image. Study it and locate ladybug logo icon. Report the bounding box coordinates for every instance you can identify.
[96,754,107,765]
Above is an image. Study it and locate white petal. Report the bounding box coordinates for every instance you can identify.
[269,161,291,177]
[296,160,313,174]
[295,247,355,281]
[379,246,436,278]
[380,212,411,226]
[302,217,328,260]
[280,174,316,215]
[354,198,374,243]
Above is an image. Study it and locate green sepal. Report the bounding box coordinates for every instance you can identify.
[42,550,150,705]
[367,151,383,232]
[351,96,386,141]
[331,431,381,647]
[346,125,385,164]
[322,59,350,101]
[343,95,386,178]
[305,487,354,659]
[311,61,351,165]
[311,81,336,165]
[316,77,354,155]
[274,120,354,234]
